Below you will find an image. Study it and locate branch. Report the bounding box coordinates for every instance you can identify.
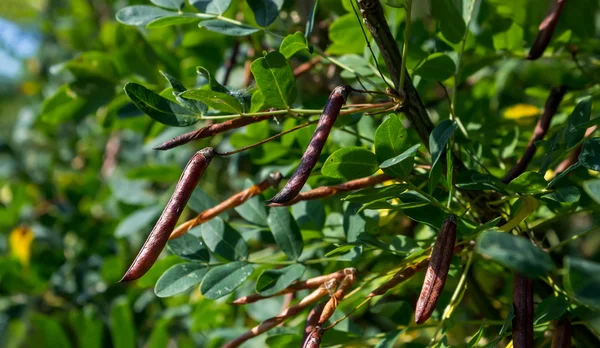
[268,174,391,207]
[169,172,283,240]
[356,0,434,147]
[502,86,567,183]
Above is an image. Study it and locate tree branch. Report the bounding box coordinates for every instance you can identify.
[356,0,434,147]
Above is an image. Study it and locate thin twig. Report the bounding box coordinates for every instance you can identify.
[502,85,567,183]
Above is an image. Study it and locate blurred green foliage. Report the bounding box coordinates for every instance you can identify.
[1,0,600,347]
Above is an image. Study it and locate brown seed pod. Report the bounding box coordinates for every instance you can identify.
[552,315,572,348]
[302,326,324,348]
[268,174,391,207]
[169,172,283,239]
[268,85,352,204]
[527,0,567,60]
[302,303,326,346]
[120,148,215,282]
[231,268,353,305]
[318,269,356,325]
[513,272,534,348]
[415,215,457,324]
[155,115,272,150]
[223,283,331,348]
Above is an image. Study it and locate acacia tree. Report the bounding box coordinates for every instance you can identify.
[9,0,600,346]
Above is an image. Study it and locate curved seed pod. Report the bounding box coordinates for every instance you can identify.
[223,284,330,348]
[318,268,356,325]
[302,326,324,348]
[368,259,428,297]
[155,115,272,150]
[513,272,534,348]
[552,315,572,348]
[527,0,567,60]
[231,268,353,305]
[268,85,352,203]
[415,215,457,324]
[169,172,283,239]
[268,174,391,207]
[302,303,326,346]
[120,148,215,282]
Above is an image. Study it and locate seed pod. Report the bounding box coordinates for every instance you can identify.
[318,268,356,325]
[268,174,391,207]
[302,303,326,346]
[302,326,324,348]
[268,85,352,203]
[552,315,572,348]
[169,172,283,239]
[120,148,215,282]
[223,283,331,348]
[527,0,566,60]
[231,268,353,305]
[513,272,534,348]
[415,215,457,324]
[155,115,271,150]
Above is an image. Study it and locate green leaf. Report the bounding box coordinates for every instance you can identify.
[109,298,136,348]
[322,147,379,180]
[199,19,260,36]
[150,0,184,10]
[541,186,580,204]
[256,264,306,296]
[579,138,600,171]
[583,179,600,205]
[467,326,484,348]
[375,329,405,348]
[160,71,208,115]
[116,5,178,26]
[280,32,309,59]
[431,0,466,43]
[247,0,283,27]
[146,15,201,28]
[476,231,555,278]
[201,218,249,261]
[30,315,72,348]
[196,66,229,93]
[154,263,208,297]
[191,0,231,14]
[414,53,457,81]
[379,144,421,174]
[327,13,366,54]
[305,0,319,40]
[124,83,200,126]
[499,304,515,336]
[371,301,412,326]
[167,233,210,262]
[41,80,115,124]
[374,115,416,177]
[533,294,570,325]
[200,261,254,299]
[565,96,592,148]
[234,180,268,226]
[564,256,600,309]
[507,172,547,194]
[429,120,457,169]
[267,207,304,260]
[145,319,170,348]
[180,89,243,113]
[114,206,162,238]
[250,51,297,109]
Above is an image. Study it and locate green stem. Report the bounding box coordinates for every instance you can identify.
[398,0,412,92]
[549,226,600,251]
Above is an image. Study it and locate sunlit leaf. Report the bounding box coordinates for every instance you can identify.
[200,261,254,299]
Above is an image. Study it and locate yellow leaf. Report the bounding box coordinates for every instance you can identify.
[503,104,540,120]
[9,225,34,267]
[498,196,538,232]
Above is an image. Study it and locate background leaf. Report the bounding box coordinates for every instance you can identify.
[267,207,304,260]
[200,262,254,299]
